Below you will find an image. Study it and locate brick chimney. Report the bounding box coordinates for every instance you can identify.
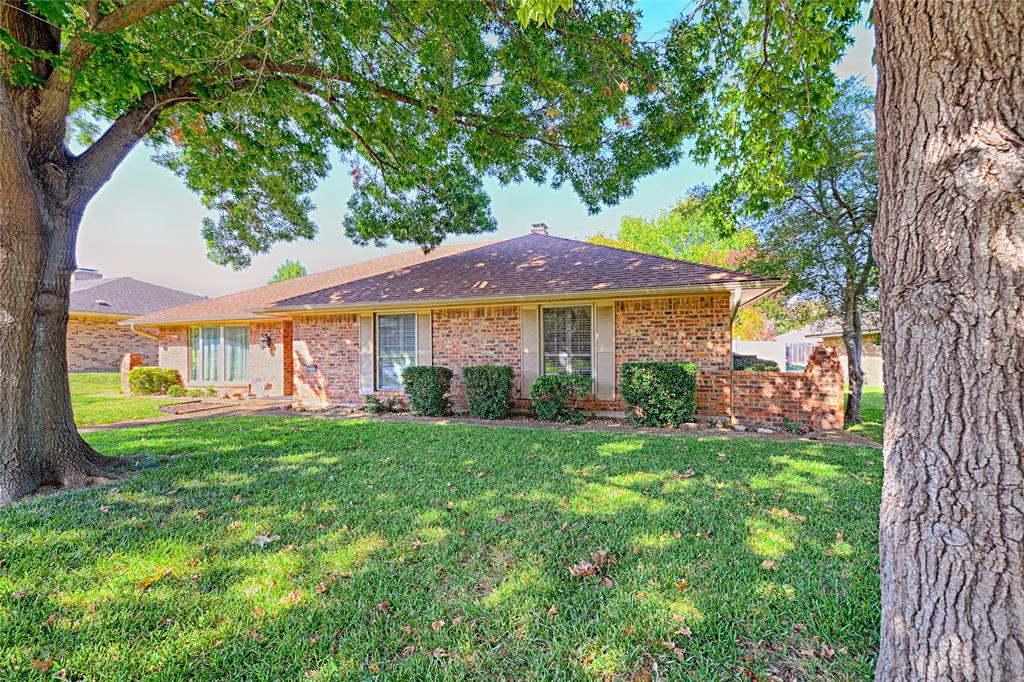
[530,222,549,236]
[71,268,102,282]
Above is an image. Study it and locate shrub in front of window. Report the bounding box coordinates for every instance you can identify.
[402,366,453,416]
[620,361,698,427]
[166,384,187,397]
[733,355,780,372]
[530,375,592,424]
[463,365,514,419]
[128,367,182,395]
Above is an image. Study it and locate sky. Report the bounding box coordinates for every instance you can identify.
[76,2,876,297]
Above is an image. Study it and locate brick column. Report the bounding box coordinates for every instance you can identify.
[120,353,143,394]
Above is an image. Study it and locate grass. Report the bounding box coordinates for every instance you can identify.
[1,417,881,680]
[70,372,181,427]
[845,387,884,444]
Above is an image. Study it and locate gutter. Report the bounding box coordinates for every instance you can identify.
[129,323,160,341]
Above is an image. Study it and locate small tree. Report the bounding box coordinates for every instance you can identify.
[744,80,877,424]
[268,260,307,284]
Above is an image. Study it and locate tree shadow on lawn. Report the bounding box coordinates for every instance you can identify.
[0,418,881,681]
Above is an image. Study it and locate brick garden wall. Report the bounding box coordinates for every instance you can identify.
[67,315,157,371]
[730,346,844,430]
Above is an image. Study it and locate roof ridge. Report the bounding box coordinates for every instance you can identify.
[545,232,767,279]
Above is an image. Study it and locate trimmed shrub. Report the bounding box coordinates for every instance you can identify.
[463,365,514,420]
[128,367,182,395]
[620,361,698,427]
[733,354,780,372]
[364,395,398,414]
[530,375,592,424]
[206,386,220,397]
[186,388,205,398]
[166,384,187,397]
[402,366,453,416]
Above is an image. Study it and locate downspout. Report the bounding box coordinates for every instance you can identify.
[727,287,742,425]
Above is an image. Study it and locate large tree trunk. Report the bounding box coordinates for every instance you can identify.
[874,1,1024,679]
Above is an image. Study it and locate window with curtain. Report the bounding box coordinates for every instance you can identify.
[189,325,249,383]
[542,306,593,376]
[376,313,416,390]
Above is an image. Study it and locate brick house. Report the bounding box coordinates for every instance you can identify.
[67,269,204,371]
[125,229,845,429]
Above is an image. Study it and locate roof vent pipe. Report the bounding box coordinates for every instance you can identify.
[530,223,549,236]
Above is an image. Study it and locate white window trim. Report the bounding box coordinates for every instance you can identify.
[540,304,596,379]
[375,312,418,391]
[188,324,249,385]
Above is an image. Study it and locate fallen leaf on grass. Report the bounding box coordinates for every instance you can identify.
[252,534,280,549]
[139,568,172,591]
[399,645,416,657]
[568,559,596,578]
[279,590,302,605]
[675,578,688,591]
[99,506,112,513]
[228,521,241,530]
[411,540,424,550]
[377,600,391,614]
[31,659,53,672]
[315,582,327,594]
[760,559,778,570]
[671,469,695,480]
[43,614,57,627]
[819,643,836,660]
[431,619,445,632]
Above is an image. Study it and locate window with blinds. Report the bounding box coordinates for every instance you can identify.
[188,325,249,383]
[377,313,417,390]
[542,306,593,376]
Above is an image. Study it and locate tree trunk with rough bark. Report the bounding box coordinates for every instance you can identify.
[842,292,865,425]
[874,1,1024,679]
[0,4,127,504]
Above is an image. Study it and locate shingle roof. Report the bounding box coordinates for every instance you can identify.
[800,313,882,338]
[70,277,204,316]
[127,241,492,325]
[271,233,775,309]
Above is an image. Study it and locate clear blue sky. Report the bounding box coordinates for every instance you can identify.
[77,2,875,297]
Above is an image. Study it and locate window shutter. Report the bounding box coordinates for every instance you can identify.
[594,303,615,400]
[416,311,432,366]
[359,314,374,395]
[521,305,540,398]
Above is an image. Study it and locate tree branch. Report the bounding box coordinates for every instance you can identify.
[68,75,196,207]
[35,0,183,141]
[238,55,568,149]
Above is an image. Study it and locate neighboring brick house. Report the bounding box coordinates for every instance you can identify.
[802,314,884,387]
[125,228,845,429]
[67,270,204,371]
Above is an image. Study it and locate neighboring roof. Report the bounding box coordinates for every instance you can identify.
[127,241,492,325]
[787,312,882,339]
[70,277,204,316]
[270,234,779,310]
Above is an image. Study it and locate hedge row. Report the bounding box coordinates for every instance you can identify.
[382,360,702,427]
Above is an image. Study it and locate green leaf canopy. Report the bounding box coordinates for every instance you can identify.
[39,0,697,267]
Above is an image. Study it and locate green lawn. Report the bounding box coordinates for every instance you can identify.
[1,418,881,680]
[845,387,884,444]
[70,372,180,427]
